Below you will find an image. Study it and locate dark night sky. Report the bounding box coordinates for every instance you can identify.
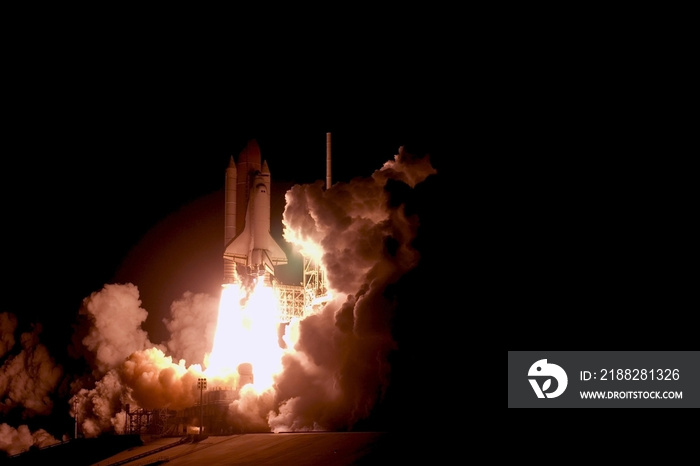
[2,68,453,441]
[2,16,461,356]
[4,55,687,362]
[5,98,448,344]
[2,27,697,465]
[0,12,479,457]
[0,35,464,445]
[9,116,438,304]
[2,0,689,365]
[4,38,689,363]
[4,22,691,454]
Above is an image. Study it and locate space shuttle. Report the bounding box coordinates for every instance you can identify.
[223,139,287,285]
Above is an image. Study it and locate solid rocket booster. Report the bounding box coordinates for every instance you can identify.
[223,139,287,283]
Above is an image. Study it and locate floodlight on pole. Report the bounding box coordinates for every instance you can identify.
[197,378,207,434]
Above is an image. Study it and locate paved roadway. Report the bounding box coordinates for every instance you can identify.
[89,432,401,465]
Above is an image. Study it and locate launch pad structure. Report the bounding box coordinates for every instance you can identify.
[124,388,240,436]
[125,134,333,437]
[275,256,329,321]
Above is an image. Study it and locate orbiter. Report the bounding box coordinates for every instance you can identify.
[223,139,287,285]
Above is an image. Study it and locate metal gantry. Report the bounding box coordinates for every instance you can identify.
[275,283,304,322]
[273,255,330,322]
[302,256,330,314]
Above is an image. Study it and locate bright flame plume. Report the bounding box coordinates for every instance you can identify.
[204,278,284,392]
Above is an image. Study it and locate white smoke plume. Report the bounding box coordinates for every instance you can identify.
[70,283,157,376]
[162,291,219,366]
[268,146,436,431]
[0,423,62,457]
[1,312,63,454]
[1,145,438,456]
[72,370,125,438]
[67,286,216,442]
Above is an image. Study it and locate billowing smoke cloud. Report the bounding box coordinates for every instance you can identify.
[69,283,157,376]
[67,287,217,441]
[0,423,61,457]
[267,146,436,431]
[163,291,219,366]
[0,145,437,455]
[1,312,63,454]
